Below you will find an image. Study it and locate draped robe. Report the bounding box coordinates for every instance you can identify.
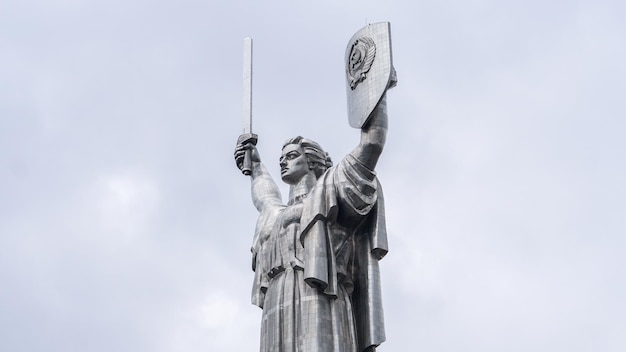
[251,154,388,352]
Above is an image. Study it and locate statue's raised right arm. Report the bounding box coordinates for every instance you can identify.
[234,140,282,212]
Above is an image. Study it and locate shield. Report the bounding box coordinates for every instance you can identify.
[345,22,395,128]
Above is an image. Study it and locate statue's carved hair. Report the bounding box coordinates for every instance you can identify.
[283,136,333,178]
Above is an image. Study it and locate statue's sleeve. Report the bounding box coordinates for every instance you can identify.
[335,154,378,217]
[335,155,388,258]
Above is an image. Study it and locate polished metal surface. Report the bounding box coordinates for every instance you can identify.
[234,24,396,352]
[345,22,396,129]
[240,37,257,175]
[242,37,253,134]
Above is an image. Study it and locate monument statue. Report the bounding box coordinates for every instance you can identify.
[234,22,397,352]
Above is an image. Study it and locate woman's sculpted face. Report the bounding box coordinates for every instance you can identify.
[279,144,311,184]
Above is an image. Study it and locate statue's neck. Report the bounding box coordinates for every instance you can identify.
[288,173,316,205]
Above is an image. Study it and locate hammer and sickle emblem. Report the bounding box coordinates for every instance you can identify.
[346,36,376,90]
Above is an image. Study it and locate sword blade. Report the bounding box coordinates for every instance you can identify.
[242,37,253,134]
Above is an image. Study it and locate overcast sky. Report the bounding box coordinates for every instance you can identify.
[1,1,625,351]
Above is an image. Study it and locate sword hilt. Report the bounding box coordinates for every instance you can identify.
[238,133,258,176]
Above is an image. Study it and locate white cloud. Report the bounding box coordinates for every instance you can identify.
[199,292,239,329]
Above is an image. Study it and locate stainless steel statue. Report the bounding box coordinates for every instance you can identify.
[234,22,397,352]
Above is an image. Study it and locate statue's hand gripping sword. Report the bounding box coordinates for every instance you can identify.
[239,37,257,176]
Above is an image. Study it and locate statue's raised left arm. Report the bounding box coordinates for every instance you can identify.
[350,93,389,171]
